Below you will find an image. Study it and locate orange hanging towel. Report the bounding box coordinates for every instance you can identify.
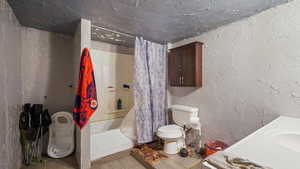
[73,48,98,129]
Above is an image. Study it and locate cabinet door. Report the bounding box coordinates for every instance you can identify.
[181,45,196,86]
[168,48,182,86]
[168,42,202,87]
[194,42,203,87]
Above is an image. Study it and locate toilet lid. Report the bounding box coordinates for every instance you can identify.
[157,125,183,139]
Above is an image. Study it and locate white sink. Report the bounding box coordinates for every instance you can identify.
[225,116,300,169]
[273,133,300,152]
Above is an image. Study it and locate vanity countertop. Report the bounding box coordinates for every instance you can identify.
[225,116,300,169]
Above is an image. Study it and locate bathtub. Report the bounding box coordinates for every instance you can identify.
[90,119,134,161]
[203,116,300,169]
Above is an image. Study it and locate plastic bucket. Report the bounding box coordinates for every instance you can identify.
[204,140,228,156]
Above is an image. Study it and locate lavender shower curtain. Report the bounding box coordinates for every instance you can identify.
[134,37,167,143]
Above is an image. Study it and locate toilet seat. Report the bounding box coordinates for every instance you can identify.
[157,105,200,154]
[157,124,183,139]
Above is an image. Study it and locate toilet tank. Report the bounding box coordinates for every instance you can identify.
[171,105,199,127]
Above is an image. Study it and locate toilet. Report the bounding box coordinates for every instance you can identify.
[47,111,74,158]
[157,105,200,154]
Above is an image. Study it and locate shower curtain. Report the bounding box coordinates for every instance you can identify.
[134,37,167,143]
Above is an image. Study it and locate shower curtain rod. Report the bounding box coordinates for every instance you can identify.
[91,25,135,39]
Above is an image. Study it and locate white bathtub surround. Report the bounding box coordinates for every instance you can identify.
[89,42,136,161]
[91,129,134,161]
[90,49,134,122]
[204,116,300,169]
[170,0,300,145]
[90,118,124,135]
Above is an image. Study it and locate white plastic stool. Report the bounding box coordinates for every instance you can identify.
[47,111,74,158]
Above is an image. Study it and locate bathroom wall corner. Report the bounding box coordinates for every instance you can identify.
[73,18,92,169]
[0,0,23,168]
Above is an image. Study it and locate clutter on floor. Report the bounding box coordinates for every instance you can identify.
[131,144,168,163]
[131,142,202,169]
[204,140,228,157]
[19,103,52,166]
[21,156,77,169]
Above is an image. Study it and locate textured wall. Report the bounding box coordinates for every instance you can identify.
[21,28,74,114]
[1,1,75,168]
[170,0,300,145]
[0,0,22,168]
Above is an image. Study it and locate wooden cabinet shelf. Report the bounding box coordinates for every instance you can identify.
[168,42,203,87]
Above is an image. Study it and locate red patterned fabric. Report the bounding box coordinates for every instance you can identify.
[73,48,98,129]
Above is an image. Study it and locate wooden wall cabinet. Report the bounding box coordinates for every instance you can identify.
[168,42,203,87]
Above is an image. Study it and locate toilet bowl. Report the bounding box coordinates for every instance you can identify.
[157,124,185,154]
[157,105,200,154]
[47,111,74,158]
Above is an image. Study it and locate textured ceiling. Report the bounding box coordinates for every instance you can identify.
[8,0,289,46]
